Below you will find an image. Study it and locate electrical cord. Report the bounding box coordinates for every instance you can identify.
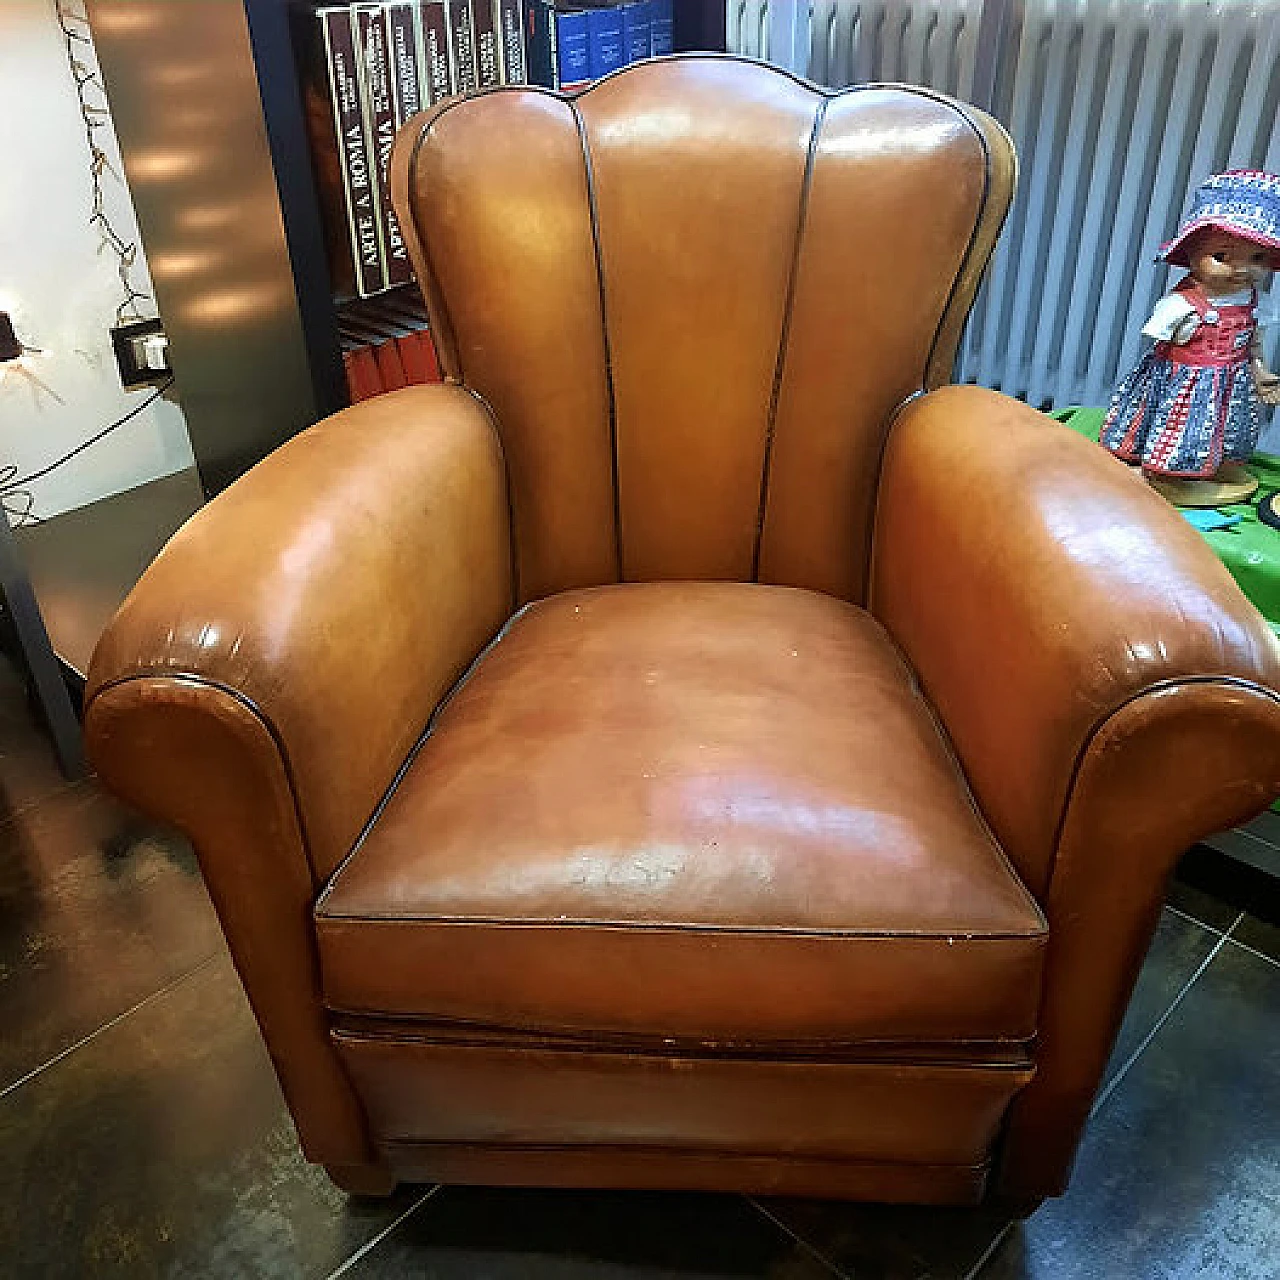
[0,6,169,529]
[54,0,152,327]
[0,378,175,527]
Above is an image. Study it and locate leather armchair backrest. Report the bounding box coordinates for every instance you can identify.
[394,56,1012,605]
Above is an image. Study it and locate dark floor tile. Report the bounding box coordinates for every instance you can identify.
[1164,873,1238,933]
[0,781,222,1091]
[755,908,1219,1279]
[0,654,77,825]
[977,942,1280,1279]
[1101,907,1219,1085]
[1232,915,1280,965]
[1175,844,1280,928]
[344,1185,839,1278]
[757,1198,1007,1280]
[0,953,421,1278]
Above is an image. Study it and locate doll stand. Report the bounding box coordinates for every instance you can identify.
[1145,463,1260,508]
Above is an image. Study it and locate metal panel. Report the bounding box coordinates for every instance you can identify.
[86,0,322,495]
[733,0,1280,417]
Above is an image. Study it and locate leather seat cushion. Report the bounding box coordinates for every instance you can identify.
[316,583,1047,1048]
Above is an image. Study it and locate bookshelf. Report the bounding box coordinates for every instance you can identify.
[86,1,728,499]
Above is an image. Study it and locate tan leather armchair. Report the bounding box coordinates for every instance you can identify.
[85,57,1280,1208]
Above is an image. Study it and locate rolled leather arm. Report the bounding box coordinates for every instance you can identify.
[871,385,1280,1198]
[84,384,511,1167]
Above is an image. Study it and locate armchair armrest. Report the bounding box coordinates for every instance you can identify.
[84,384,511,1171]
[871,385,1280,1198]
[88,383,512,880]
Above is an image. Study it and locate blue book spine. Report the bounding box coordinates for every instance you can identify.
[525,0,557,87]
[555,8,590,86]
[648,0,672,56]
[622,1,650,63]
[587,5,626,79]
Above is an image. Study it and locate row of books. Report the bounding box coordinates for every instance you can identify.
[338,288,443,402]
[530,2,674,92]
[303,1,675,301]
[304,2,521,299]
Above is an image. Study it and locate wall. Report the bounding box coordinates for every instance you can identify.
[0,0,195,522]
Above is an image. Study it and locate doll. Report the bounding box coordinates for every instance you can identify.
[1101,169,1280,505]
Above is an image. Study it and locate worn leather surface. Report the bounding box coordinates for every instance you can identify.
[85,677,376,1168]
[88,385,512,883]
[997,680,1280,1197]
[317,583,1046,1044]
[84,57,1280,1206]
[84,386,511,1169]
[395,58,1011,603]
[873,385,1280,901]
[334,1035,1033,1165]
[871,385,1280,1195]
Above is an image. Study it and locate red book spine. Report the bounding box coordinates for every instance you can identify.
[397,333,428,384]
[473,1,502,88]
[343,347,383,401]
[374,339,409,390]
[420,328,442,381]
[320,8,384,297]
[355,4,410,289]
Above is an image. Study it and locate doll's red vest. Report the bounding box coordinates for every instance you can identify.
[1163,278,1257,367]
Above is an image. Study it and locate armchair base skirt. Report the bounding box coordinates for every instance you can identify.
[331,1032,1035,1204]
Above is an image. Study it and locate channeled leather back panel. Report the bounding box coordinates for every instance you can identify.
[395,57,1011,603]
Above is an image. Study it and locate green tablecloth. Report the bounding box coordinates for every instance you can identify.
[1052,406,1280,638]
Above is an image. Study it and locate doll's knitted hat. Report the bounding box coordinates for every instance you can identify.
[1159,169,1280,269]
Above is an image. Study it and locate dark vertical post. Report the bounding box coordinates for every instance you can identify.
[675,0,727,53]
[243,0,347,417]
[0,515,85,779]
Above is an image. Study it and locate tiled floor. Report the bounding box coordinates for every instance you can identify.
[2,656,1279,1278]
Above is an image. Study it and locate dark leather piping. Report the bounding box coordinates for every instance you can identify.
[752,96,829,584]
[86,671,327,895]
[897,634,1050,930]
[570,100,625,582]
[332,1027,1036,1069]
[920,103,994,388]
[373,1138,996,1177]
[407,124,522,604]
[408,60,999,597]
[405,115,465,381]
[320,914,1047,940]
[461,386,521,613]
[1044,674,1280,892]
[865,103,1002,610]
[329,1013,1037,1055]
[315,604,533,909]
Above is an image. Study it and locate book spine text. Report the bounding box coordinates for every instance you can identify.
[322,8,384,297]
[447,0,479,92]
[356,3,409,288]
[497,0,525,83]
[420,1,455,101]
[472,1,503,88]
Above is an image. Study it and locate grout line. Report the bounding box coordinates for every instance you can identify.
[745,1196,850,1279]
[963,1219,1015,1280]
[1089,912,1244,1119]
[1162,902,1224,935]
[0,951,219,1102]
[1225,933,1280,971]
[326,1184,441,1279]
